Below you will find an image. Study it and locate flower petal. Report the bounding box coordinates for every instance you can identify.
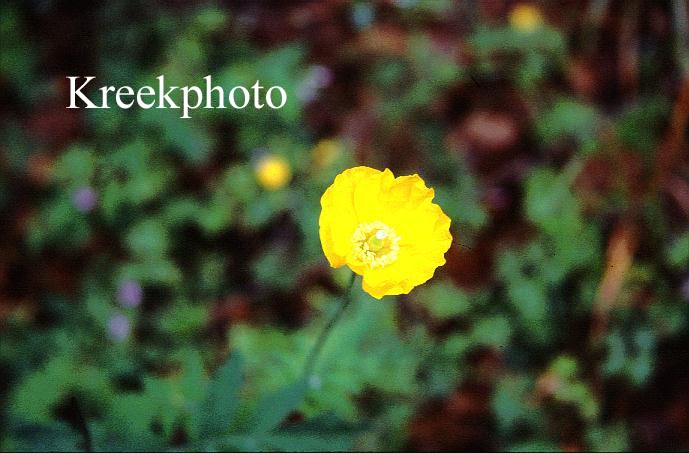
[319,166,452,298]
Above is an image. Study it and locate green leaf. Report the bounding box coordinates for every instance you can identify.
[5,420,81,452]
[200,353,244,437]
[507,440,560,452]
[109,393,159,436]
[550,355,578,379]
[413,281,471,319]
[138,108,214,165]
[263,424,361,451]
[524,165,581,232]
[141,377,178,438]
[492,376,534,433]
[469,315,512,347]
[26,197,91,252]
[587,423,630,452]
[250,381,308,434]
[162,197,201,227]
[120,258,183,286]
[158,302,208,337]
[211,414,364,451]
[616,96,670,157]
[536,98,600,145]
[125,219,170,258]
[9,356,111,424]
[90,422,165,452]
[52,145,97,186]
[666,232,689,269]
[251,246,298,291]
[231,290,427,420]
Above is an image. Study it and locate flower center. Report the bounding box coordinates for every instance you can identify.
[351,221,401,268]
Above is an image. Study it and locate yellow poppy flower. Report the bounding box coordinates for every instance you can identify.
[319,166,452,299]
[255,154,291,190]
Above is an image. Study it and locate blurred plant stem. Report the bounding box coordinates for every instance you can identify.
[584,0,609,53]
[302,272,357,381]
[72,395,93,453]
[652,0,689,195]
[672,0,689,77]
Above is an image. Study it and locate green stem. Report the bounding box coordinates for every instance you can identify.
[302,272,357,381]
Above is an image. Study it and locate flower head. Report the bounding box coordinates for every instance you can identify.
[107,314,131,342]
[509,4,543,33]
[72,186,98,213]
[255,154,292,190]
[319,166,452,298]
[117,279,143,307]
[297,65,333,103]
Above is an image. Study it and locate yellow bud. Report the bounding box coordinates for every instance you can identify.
[255,155,291,190]
[509,4,543,33]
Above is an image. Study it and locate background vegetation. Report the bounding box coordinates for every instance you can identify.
[1,0,688,450]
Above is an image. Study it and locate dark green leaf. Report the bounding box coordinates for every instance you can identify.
[199,353,244,437]
[250,381,307,434]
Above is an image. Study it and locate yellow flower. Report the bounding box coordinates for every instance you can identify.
[255,155,291,190]
[509,4,543,33]
[319,166,452,299]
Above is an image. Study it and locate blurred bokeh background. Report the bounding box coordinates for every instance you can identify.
[1,0,689,451]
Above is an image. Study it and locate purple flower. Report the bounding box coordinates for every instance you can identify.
[107,314,131,342]
[296,82,318,104]
[72,186,98,213]
[117,279,143,307]
[309,65,333,89]
[297,65,333,104]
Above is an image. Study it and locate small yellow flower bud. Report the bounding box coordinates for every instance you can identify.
[255,155,291,190]
[509,4,543,33]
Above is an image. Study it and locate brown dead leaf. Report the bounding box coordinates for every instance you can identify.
[591,220,638,340]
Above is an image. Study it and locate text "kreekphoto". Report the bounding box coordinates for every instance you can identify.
[66,75,287,119]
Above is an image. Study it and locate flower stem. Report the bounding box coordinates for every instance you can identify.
[302,272,357,381]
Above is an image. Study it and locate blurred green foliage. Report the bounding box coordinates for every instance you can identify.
[1,0,689,451]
